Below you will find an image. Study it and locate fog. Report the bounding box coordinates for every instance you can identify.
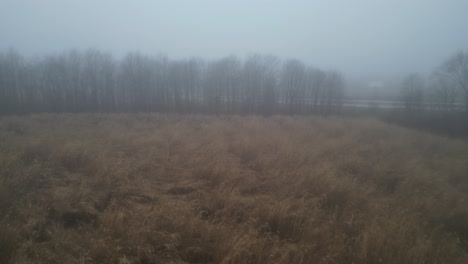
[1,0,467,78]
[2,2,468,263]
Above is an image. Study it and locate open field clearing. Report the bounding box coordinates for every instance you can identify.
[1,114,468,263]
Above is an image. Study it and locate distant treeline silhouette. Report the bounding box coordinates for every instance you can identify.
[399,51,468,114]
[0,49,345,115]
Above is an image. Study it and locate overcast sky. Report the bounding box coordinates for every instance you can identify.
[1,0,467,78]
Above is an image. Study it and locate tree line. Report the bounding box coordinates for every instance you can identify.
[0,50,345,115]
[400,51,468,113]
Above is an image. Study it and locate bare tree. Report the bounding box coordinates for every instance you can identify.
[259,55,280,116]
[437,51,468,112]
[305,68,326,113]
[0,50,23,113]
[401,74,425,112]
[322,71,345,114]
[0,49,346,116]
[281,60,306,114]
[242,54,279,115]
[203,56,240,114]
[429,75,458,112]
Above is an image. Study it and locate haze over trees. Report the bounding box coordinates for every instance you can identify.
[398,51,468,114]
[2,49,467,117]
[436,51,468,111]
[0,50,345,115]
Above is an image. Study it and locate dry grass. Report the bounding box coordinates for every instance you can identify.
[0,113,467,263]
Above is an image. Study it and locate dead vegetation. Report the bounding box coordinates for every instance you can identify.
[0,114,467,263]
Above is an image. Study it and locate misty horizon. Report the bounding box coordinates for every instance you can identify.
[1,0,468,79]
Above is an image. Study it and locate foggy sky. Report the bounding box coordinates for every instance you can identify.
[1,0,467,78]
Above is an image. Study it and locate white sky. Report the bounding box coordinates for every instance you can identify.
[1,0,467,78]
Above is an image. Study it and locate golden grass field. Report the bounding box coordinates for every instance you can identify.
[0,114,468,263]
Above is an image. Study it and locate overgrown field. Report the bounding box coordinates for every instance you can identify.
[1,114,468,264]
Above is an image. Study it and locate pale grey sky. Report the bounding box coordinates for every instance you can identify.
[1,0,467,77]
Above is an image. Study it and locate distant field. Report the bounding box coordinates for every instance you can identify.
[0,114,467,264]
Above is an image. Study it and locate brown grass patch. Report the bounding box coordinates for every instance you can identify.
[0,114,467,263]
